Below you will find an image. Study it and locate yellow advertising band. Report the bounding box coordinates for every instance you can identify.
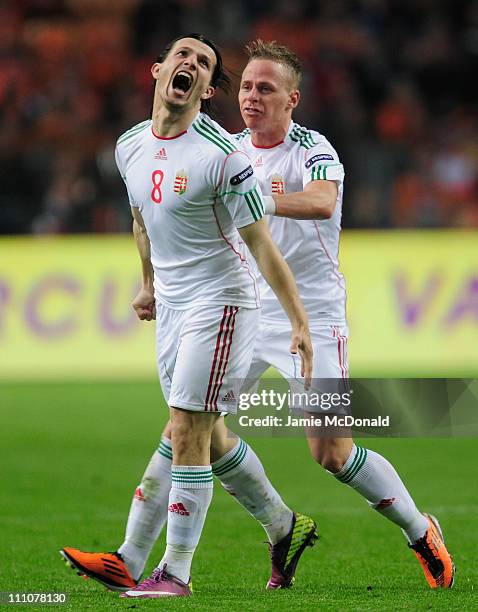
[0,231,476,381]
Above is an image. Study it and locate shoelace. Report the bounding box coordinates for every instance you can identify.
[154,566,168,583]
[134,568,165,590]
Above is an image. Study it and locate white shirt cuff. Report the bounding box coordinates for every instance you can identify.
[263,195,276,215]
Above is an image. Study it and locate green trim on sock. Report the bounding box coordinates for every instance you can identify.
[171,471,213,479]
[335,446,368,484]
[157,440,173,460]
[212,439,247,476]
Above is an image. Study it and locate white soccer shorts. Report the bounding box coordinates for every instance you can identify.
[245,322,349,413]
[156,303,260,413]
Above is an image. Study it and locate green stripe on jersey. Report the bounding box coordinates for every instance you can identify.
[193,118,235,154]
[310,162,342,180]
[244,188,263,222]
[289,126,316,149]
[117,120,150,144]
[234,128,251,142]
[311,165,327,180]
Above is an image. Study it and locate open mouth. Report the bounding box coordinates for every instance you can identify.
[243,107,261,116]
[172,71,193,94]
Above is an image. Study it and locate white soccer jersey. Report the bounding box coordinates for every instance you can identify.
[115,113,264,310]
[236,122,346,325]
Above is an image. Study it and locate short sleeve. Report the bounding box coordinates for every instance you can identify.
[303,142,345,190]
[216,151,264,228]
[115,145,137,207]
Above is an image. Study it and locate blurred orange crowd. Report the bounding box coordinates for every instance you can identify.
[1,0,477,233]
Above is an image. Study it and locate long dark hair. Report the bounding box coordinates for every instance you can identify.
[155,33,231,116]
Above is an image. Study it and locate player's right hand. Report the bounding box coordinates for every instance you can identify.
[132,287,156,321]
[290,324,313,389]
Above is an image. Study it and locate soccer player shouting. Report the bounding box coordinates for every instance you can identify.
[62,34,314,598]
[62,38,454,594]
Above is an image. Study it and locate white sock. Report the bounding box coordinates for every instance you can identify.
[158,465,213,583]
[334,444,428,543]
[212,439,293,545]
[117,437,172,580]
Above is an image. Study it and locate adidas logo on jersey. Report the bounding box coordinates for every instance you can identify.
[134,487,146,502]
[254,156,263,167]
[154,148,168,160]
[222,390,236,402]
[168,502,190,516]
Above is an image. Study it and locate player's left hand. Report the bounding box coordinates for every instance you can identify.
[290,325,313,389]
[132,287,156,321]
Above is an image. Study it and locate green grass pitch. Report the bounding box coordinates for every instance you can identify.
[1,382,477,611]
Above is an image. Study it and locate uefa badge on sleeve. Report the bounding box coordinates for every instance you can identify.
[271,174,285,194]
[174,170,188,195]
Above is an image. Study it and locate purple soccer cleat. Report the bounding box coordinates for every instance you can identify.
[267,512,319,589]
[120,565,192,598]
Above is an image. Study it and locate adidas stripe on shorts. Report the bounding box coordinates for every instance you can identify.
[156,302,260,413]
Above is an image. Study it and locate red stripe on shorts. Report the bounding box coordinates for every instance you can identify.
[210,306,239,410]
[205,306,230,411]
[209,307,235,410]
[340,333,349,378]
[333,326,347,380]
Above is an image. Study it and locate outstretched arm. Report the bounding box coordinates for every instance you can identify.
[239,218,313,384]
[266,180,338,220]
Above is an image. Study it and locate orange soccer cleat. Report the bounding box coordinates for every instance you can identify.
[409,513,455,589]
[60,547,137,592]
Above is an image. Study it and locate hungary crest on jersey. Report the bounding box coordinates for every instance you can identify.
[174,170,188,195]
[271,174,285,195]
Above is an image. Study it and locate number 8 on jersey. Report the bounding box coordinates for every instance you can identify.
[151,170,164,204]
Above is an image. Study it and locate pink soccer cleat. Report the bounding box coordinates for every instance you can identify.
[120,565,192,598]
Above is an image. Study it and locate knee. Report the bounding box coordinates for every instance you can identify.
[170,412,216,463]
[170,420,195,457]
[313,450,346,473]
[309,440,352,473]
[173,426,210,455]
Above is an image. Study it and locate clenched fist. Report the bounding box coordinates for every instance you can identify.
[132,287,156,321]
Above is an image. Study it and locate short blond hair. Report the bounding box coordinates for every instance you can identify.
[245,39,302,89]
